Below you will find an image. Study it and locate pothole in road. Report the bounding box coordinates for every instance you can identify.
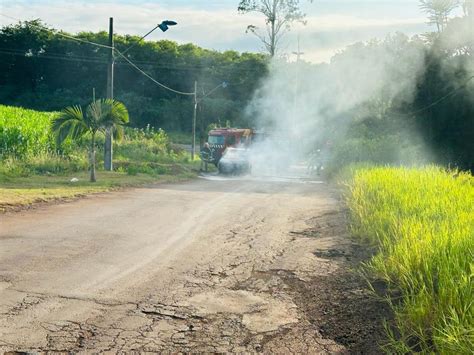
[313,249,348,259]
[314,244,376,262]
[181,289,298,334]
[7,295,44,316]
[231,270,288,293]
[290,229,321,238]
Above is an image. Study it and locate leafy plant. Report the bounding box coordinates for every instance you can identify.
[52,99,129,182]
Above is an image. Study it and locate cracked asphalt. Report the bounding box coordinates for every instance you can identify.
[0,175,387,353]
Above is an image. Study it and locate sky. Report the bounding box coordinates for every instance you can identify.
[0,0,443,63]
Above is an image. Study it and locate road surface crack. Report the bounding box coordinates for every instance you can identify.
[9,288,138,308]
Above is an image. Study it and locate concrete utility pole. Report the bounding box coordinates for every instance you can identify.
[104,17,114,171]
[192,81,198,161]
[292,35,304,133]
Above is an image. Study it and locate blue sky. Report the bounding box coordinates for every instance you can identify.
[0,1,443,62]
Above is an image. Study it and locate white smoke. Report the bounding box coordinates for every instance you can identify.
[245,32,427,175]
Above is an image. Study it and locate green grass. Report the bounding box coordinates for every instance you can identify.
[0,166,198,212]
[345,166,473,353]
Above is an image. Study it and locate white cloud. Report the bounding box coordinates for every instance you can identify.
[304,14,425,31]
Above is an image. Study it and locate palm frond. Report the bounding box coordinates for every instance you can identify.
[85,100,104,131]
[51,105,88,145]
[100,99,129,127]
[110,100,130,125]
[85,99,129,131]
[113,125,125,141]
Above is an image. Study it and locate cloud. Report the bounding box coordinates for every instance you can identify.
[304,14,426,32]
[0,0,429,63]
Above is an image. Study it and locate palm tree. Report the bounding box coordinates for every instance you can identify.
[52,99,129,182]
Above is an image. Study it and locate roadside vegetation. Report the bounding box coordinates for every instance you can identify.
[345,166,473,354]
[0,104,198,211]
[52,99,130,182]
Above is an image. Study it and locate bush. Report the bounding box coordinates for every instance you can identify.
[115,126,188,165]
[346,166,474,353]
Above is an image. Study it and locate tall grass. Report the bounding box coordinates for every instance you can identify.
[346,166,473,353]
[0,105,56,158]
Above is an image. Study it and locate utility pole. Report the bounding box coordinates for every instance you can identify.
[192,81,198,161]
[101,18,178,169]
[292,35,304,134]
[104,17,114,171]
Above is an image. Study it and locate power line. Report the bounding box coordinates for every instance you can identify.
[0,48,265,82]
[0,46,265,73]
[407,75,474,116]
[0,49,108,64]
[115,56,265,73]
[114,49,195,96]
[0,46,105,59]
[0,13,113,49]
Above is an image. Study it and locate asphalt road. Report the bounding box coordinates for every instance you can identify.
[0,174,365,353]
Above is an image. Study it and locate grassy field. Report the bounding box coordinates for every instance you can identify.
[0,105,199,210]
[346,166,473,353]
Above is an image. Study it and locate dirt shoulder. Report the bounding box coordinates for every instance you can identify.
[0,177,390,353]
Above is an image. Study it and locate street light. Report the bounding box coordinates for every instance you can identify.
[200,82,228,101]
[158,20,178,32]
[104,19,178,171]
[121,20,178,56]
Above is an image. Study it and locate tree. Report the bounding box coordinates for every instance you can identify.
[463,0,474,16]
[238,0,310,57]
[419,0,461,32]
[52,99,129,182]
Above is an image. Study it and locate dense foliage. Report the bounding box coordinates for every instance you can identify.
[347,166,473,353]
